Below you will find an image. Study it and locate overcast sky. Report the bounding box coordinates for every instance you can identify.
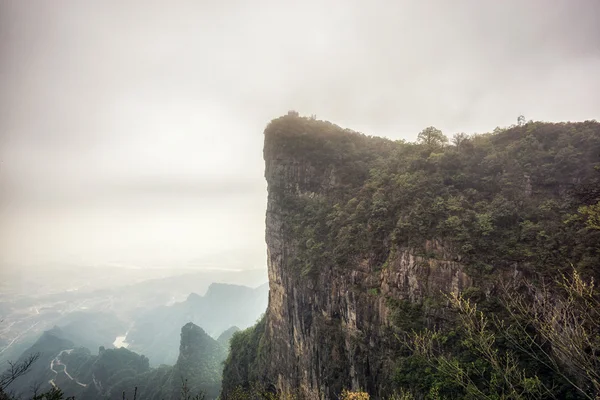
[1,0,599,273]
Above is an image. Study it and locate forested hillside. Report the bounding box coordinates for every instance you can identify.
[265,114,599,279]
[2,323,228,400]
[0,280,267,400]
[222,114,600,399]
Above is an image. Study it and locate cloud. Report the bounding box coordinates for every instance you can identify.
[0,0,599,268]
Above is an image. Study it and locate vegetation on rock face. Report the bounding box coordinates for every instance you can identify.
[340,390,371,400]
[266,114,600,280]
[221,316,267,395]
[404,270,600,400]
[224,114,600,399]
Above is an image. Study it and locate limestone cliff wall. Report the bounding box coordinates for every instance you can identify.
[221,116,600,400]
[257,118,471,399]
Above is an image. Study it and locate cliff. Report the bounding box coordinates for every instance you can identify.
[222,115,600,399]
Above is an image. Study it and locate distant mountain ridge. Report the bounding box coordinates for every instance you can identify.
[126,282,268,366]
[5,328,75,398]
[0,269,267,369]
[5,323,226,400]
[217,326,240,348]
[2,281,268,399]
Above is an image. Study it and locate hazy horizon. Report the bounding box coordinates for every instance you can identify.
[1,0,599,274]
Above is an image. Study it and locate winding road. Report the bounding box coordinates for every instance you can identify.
[48,349,88,389]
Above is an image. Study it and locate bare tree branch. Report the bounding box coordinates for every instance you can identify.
[0,352,40,390]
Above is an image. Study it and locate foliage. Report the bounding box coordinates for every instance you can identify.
[221,316,267,396]
[407,293,548,399]
[388,390,415,400]
[224,385,374,400]
[223,383,286,400]
[170,323,226,399]
[578,201,600,230]
[386,299,425,333]
[218,114,600,399]
[266,115,600,281]
[501,270,600,398]
[256,114,600,399]
[340,389,370,400]
[404,270,600,399]
[0,353,40,390]
[417,127,448,149]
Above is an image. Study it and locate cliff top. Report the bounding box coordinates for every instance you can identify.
[263,114,600,278]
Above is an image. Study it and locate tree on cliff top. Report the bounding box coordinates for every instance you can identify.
[417,126,448,149]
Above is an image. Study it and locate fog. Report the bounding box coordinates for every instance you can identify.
[1,0,599,275]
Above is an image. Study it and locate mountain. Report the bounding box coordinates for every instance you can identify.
[107,323,227,400]
[0,308,127,369]
[217,326,240,348]
[3,323,227,400]
[222,114,600,399]
[170,323,227,399]
[5,327,75,398]
[0,269,268,368]
[55,311,127,351]
[2,326,150,400]
[126,283,268,366]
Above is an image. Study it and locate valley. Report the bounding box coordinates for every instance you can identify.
[0,268,267,366]
[0,269,268,399]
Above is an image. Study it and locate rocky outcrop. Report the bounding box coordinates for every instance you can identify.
[221,116,472,399]
[172,323,227,399]
[219,116,600,400]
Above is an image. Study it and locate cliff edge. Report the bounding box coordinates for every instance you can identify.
[222,114,600,399]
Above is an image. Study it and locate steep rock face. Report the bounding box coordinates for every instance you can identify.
[222,115,600,399]
[258,118,471,399]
